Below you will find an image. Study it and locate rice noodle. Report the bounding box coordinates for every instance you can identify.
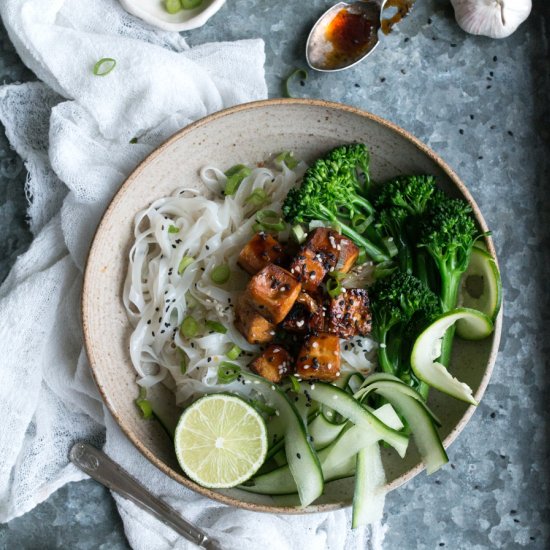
[123,156,378,406]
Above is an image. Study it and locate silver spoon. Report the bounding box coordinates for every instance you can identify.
[306,0,385,72]
[70,442,223,550]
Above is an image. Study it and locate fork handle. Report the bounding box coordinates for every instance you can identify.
[70,442,223,550]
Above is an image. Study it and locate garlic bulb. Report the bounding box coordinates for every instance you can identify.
[450,0,531,39]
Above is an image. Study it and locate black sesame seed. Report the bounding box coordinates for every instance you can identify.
[297,453,301,459]
[404,37,410,42]
[470,114,475,120]
[380,77,386,82]
[508,130,514,137]
[171,244,176,249]
[155,307,159,312]
[487,85,492,89]
[207,357,212,363]
[427,17,432,24]
[160,330,165,334]
[354,83,360,88]
[493,55,498,62]
[206,245,210,250]
[152,331,155,336]
[490,412,496,418]
[459,129,464,135]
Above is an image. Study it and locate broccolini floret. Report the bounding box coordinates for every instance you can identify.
[417,196,483,366]
[370,272,440,392]
[374,175,437,216]
[282,144,389,263]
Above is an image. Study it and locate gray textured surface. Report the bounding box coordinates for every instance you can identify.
[1,0,549,549]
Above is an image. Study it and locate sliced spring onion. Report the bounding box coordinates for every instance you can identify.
[177,347,188,374]
[250,399,277,416]
[210,264,231,284]
[178,256,194,275]
[135,387,153,419]
[373,259,397,280]
[180,316,199,338]
[93,57,116,76]
[181,0,202,7]
[382,236,399,258]
[226,344,241,360]
[164,0,182,13]
[283,68,308,98]
[256,210,286,232]
[326,271,345,298]
[290,224,307,244]
[356,248,368,265]
[275,151,299,169]
[205,320,227,334]
[217,362,241,383]
[352,214,373,234]
[245,188,269,207]
[289,375,301,393]
[326,277,342,298]
[168,225,180,234]
[224,164,251,196]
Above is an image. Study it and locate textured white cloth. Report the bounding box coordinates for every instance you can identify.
[0,0,365,548]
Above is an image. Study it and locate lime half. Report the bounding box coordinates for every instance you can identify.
[175,394,268,488]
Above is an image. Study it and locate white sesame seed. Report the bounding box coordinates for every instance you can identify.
[311,384,315,390]
[312,342,319,348]
[303,365,310,369]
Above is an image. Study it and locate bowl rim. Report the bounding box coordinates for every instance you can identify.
[82,98,502,515]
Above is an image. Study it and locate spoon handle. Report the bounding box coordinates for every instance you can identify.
[70,442,223,550]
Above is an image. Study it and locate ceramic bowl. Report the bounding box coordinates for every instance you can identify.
[118,0,226,32]
[82,99,502,513]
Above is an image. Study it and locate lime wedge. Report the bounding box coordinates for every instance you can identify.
[175,394,267,488]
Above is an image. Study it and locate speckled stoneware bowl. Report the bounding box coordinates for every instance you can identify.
[82,99,502,514]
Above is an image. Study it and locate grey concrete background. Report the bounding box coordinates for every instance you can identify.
[1,0,549,548]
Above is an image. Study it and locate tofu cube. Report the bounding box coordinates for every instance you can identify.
[281,303,310,333]
[250,345,292,383]
[326,289,372,338]
[295,333,340,381]
[282,292,325,333]
[238,232,286,275]
[247,264,302,324]
[234,294,276,344]
[307,227,359,274]
[289,228,359,292]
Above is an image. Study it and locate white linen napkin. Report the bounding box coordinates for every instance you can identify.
[0,0,372,548]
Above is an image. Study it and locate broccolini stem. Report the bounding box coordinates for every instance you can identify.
[438,272,462,367]
[377,332,395,375]
[352,195,375,215]
[319,205,389,263]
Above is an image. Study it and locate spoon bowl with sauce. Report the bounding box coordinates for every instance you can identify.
[306,0,414,72]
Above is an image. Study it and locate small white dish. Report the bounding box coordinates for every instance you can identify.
[119,0,226,32]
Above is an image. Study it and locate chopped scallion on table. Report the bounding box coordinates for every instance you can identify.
[93,57,116,76]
